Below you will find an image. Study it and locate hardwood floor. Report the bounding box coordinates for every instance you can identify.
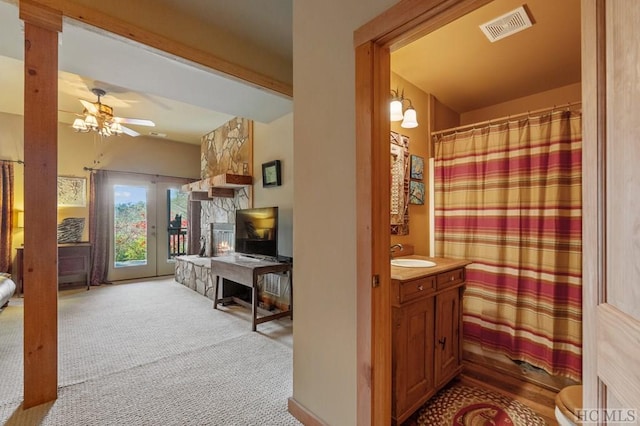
[402,361,559,425]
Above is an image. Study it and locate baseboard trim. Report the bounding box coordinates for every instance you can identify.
[288,397,328,426]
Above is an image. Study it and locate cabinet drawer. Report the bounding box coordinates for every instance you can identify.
[436,268,465,290]
[400,277,435,303]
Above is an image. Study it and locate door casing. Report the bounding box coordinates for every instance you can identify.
[354,1,612,424]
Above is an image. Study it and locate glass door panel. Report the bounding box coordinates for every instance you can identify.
[114,184,148,267]
[107,180,157,281]
[156,184,189,276]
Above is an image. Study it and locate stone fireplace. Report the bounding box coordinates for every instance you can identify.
[174,116,291,311]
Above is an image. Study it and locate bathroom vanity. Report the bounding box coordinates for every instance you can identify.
[391,256,470,424]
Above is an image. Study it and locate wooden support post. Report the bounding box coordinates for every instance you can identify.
[20,0,62,408]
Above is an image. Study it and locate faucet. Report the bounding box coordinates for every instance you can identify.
[390,243,403,258]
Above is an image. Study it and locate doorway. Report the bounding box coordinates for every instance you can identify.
[107,175,189,281]
[355,0,584,423]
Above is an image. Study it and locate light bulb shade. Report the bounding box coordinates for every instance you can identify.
[390,100,404,121]
[110,122,123,135]
[401,108,418,128]
[99,124,112,137]
[72,118,88,131]
[84,114,98,129]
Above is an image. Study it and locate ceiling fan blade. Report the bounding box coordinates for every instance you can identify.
[59,109,84,117]
[120,125,140,137]
[79,99,98,114]
[115,117,155,127]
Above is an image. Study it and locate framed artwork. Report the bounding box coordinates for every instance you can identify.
[262,160,282,187]
[410,155,424,180]
[57,176,87,207]
[390,131,410,235]
[409,181,425,205]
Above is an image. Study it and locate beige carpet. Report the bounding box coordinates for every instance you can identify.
[0,278,299,425]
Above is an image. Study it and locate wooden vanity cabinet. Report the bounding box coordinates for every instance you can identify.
[434,285,462,387]
[391,259,468,424]
[392,294,435,420]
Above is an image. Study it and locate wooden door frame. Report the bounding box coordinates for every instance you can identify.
[353,0,609,423]
[580,0,605,415]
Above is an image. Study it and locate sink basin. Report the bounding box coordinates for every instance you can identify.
[391,259,436,268]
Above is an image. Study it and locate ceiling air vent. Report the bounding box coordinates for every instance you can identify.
[479,6,533,43]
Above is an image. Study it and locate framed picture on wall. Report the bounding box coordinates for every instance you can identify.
[410,155,424,180]
[57,176,87,207]
[409,181,425,205]
[262,160,282,187]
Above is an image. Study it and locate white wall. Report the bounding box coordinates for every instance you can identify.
[461,82,582,124]
[292,1,397,424]
[253,113,294,258]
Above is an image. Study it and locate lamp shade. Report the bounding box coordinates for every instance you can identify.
[84,114,98,129]
[401,108,418,128]
[17,211,24,228]
[390,100,404,121]
[72,118,88,131]
[110,122,123,135]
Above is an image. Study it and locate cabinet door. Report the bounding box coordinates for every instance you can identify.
[434,287,461,387]
[393,297,434,419]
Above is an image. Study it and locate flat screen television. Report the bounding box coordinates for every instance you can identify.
[235,207,278,258]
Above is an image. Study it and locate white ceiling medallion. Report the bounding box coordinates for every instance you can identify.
[479,6,533,43]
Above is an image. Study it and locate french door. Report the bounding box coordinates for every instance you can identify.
[106,175,188,281]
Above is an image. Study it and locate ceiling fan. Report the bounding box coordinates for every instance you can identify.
[70,88,155,138]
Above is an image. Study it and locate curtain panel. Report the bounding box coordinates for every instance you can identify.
[433,110,582,381]
[89,170,109,285]
[0,162,14,273]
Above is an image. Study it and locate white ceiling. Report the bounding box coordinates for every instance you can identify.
[0,0,293,145]
[154,0,292,63]
[391,0,581,113]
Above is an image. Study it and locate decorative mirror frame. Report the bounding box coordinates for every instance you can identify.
[390,131,410,235]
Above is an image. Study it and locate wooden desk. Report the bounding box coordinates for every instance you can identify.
[15,243,92,294]
[211,255,293,331]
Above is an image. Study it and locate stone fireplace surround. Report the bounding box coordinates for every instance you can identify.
[174,117,290,311]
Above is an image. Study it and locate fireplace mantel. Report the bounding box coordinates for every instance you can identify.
[182,173,252,198]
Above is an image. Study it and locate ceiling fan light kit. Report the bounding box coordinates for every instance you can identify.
[71,88,155,138]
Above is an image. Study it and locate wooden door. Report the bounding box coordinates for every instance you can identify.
[393,297,434,422]
[582,0,640,421]
[434,287,460,387]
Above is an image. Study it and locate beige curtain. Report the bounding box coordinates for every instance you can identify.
[0,161,14,273]
[89,170,110,285]
[434,110,582,381]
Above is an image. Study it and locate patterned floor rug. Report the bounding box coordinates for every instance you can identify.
[416,382,547,426]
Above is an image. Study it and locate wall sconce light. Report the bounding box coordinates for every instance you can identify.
[390,88,419,129]
[17,211,24,228]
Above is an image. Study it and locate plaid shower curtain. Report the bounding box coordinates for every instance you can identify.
[433,110,582,381]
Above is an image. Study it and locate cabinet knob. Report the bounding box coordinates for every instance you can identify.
[417,285,424,291]
[450,276,454,281]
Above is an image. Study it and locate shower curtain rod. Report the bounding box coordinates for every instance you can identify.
[431,101,582,137]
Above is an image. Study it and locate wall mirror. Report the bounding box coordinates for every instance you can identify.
[390,131,409,235]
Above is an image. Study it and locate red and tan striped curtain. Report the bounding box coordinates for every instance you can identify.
[0,161,14,273]
[433,110,582,381]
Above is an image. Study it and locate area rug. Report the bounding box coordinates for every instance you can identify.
[416,383,546,426]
